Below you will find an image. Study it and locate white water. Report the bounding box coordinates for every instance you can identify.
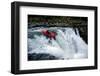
[28,27,88,59]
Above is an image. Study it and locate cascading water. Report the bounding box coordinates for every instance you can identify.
[28,27,88,60]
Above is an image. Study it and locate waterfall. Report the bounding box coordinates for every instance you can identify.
[28,27,88,60]
[75,28,80,36]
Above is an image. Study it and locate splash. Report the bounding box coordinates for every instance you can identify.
[28,27,88,60]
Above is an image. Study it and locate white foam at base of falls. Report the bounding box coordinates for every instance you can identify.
[28,27,88,59]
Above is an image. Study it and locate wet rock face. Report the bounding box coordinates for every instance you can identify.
[28,53,59,60]
[78,27,88,44]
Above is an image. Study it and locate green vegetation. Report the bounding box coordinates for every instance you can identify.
[28,15,87,27]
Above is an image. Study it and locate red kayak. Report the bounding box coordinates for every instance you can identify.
[42,30,56,40]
